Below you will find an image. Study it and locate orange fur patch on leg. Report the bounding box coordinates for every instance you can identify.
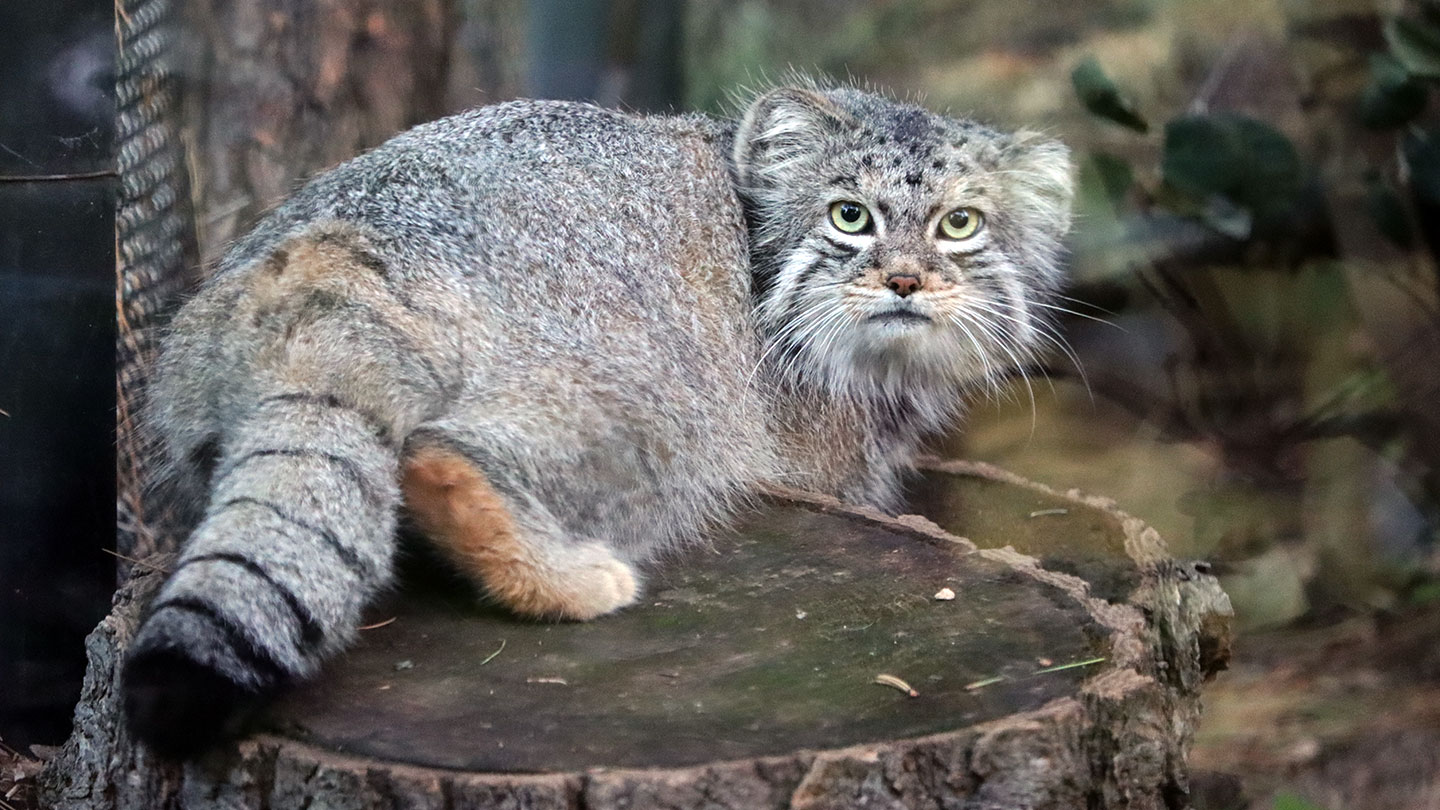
[401,445,637,620]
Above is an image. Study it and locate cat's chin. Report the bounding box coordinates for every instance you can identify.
[815,331,975,396]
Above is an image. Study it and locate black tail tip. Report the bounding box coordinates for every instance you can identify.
[121,648,266,759]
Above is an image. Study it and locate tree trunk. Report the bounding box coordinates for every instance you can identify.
[41,465,1231,810]
[180,0,460,269]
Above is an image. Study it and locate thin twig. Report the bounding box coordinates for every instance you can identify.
[479,638,506,666]
[873,674,919,697]
[102,548,170,574]
[0,169,118,183]
[964,656,1112,692]
[1033,656,1107,675]
[358,617,397,631]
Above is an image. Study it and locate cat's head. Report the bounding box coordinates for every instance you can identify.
[731,82,1074,411]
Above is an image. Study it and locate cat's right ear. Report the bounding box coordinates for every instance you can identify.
[732,88,852,190]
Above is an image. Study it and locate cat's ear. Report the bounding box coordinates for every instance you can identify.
[733,87,852,190]
[1000,132,1075,239]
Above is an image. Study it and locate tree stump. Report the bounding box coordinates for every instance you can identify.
[41,464,1231,809]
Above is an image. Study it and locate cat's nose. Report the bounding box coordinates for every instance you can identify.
[886,274,922,297]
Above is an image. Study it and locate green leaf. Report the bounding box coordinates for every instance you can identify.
[1384,16,1440,79]
[1273,792,1329,810]
[1358,53,1428,128]
[1163,116,1243,198]
[1162,114,1302,222]
[1408,579,1440,605]
[1089,152,1134,208]
[1364,173,1415,247]
[1402,128,1440,206]
[1071,56,1149,132]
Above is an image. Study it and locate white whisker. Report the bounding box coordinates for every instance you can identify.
[967,300,1092,400]
[953,308,1037,433]
[1031,299,1124,330]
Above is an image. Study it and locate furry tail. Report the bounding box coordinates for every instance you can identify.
[123,392,400,754]
[121,224,452,755]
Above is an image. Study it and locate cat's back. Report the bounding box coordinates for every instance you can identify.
[223,100,748,303]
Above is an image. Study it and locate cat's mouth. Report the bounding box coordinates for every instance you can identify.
[866,308,932,324]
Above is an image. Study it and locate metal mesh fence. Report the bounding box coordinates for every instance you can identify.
[116,0,198,565]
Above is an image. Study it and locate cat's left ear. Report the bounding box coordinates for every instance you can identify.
[733,87,854,190]
[1000,133,1076,239]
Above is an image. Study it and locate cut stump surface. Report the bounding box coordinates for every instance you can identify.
[42,463,1231,810]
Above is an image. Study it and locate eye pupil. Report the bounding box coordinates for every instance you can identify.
[948,210,969,230]
[841,204,861,222]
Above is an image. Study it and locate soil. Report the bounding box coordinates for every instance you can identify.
[0,742,42,810]
[1191,602,1440,810]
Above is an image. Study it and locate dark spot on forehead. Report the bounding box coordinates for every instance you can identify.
[890,156,904,168]
[890,109,933,145]
[861,154,877,169]
[904,172,923,187]
[876,201,893,218]
[931,159,946,171]
[829,175,859,191]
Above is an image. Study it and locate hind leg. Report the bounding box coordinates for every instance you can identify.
[401,437,640,620]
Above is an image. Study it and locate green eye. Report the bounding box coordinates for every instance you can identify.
[938,207,983,240]
[829,201,872,234]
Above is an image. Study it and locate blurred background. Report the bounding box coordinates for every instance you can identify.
[2,0,1438,808]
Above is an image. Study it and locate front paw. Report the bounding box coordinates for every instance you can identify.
[552,542,640,620]
[489,541,641,621]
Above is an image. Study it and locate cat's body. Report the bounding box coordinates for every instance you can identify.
[123,84,1073,754]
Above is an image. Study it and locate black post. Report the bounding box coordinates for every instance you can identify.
[0,0,117,748]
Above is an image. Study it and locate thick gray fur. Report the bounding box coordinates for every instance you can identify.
[123,80,1073,751]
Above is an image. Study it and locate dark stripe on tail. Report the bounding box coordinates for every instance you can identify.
[215,496,373,578]
[173,553,324,645]
[147,596,290,685]
[214,448,382,507]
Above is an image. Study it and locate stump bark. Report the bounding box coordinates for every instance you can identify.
[41,464,1231,809]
